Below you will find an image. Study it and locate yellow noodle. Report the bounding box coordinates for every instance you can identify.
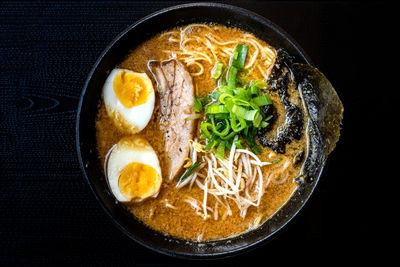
[181,37,199,47]
[184,57,210,63]
[188,51,213,64]
[187,61,204,76]
[168,37,180,43]
[206,34,237,46]
[221,47,234,56]
[257,64,267,78]
[160,30,180,37]
[240,40,259,69]
[243,37,272,62]
[163,25,276,80]
[164,50,212,64]
[203,39,218,62]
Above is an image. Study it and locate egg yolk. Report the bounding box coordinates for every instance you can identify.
[118,162,160,201]
[113,71,149,108]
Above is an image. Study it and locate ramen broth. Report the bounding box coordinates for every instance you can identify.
[96,24,307,240]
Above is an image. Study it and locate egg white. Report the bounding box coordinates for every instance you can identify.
[106,136,162,202]
[103,68,155,133]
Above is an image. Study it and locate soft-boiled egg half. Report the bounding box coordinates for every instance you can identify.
[103,68,155,133]
[106,136,162,202]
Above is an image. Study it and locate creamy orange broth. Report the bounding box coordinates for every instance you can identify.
[96,25,306,240]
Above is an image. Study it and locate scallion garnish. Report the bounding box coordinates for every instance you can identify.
[210,117,231,137]
[194,97,203,112]
[272,158,282,164]
[204,135,219,151]
[231,44,249,69]
[205,104,229,114]
[178,161,199,183]
[227,66,238,89]
[252,94,272,106]
[212,62,224,79]
[215,140,226,160]
[234,139,243,149]
[200,43,273,157]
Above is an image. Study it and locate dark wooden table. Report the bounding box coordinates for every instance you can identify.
[1,1,390,265]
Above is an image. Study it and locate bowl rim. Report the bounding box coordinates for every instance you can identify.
[76,2,316,259]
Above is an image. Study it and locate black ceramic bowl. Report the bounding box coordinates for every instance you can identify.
[76,3,319,259]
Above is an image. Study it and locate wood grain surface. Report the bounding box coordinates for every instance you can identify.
[0,1,390,265]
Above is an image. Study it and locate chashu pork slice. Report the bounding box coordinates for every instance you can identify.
[148,59,195,180]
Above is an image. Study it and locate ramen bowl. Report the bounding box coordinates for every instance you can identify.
[76,2,326,259]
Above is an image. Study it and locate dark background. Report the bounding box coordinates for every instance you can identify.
[1,1,391,265]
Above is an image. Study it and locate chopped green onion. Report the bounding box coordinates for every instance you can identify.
[241,128,262,154]
[232,97,252,107]
[272,158,282,164]
[233,87,250,100]
[252,94,272,106]
[219,93,234,104]
[196,43,275,155]
[194,98,203,112]
[231,105,260,121]
[250,85,259,95]
[230,113,247,132]
[231,104,248,119]
[253,112,263,127]
[215,140,226,160]
[250,85,260,95]
[218,76,227,87]
[204,135,219,151]
[221,130,237,140]
[265,115,273,121]
[225,140,232,150]
[210,91,223,99]
[234,139,243,149]
[200,122,213,137]
[214,113,229,120]
[235,76,247,87]
[253,80,268,89]
[198,91,222,107]
[244,110,259,121]
[211,117,231,137]
[251,144,262,154]
[206,104,229,114]
[227,66,238,89]
[178,161,199,183]
[223,98,234,113]
[248,101,261,112]
[212,62,224,79]
[218,85,229,92]
[261,121,270,128]
[231,44,249,69]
